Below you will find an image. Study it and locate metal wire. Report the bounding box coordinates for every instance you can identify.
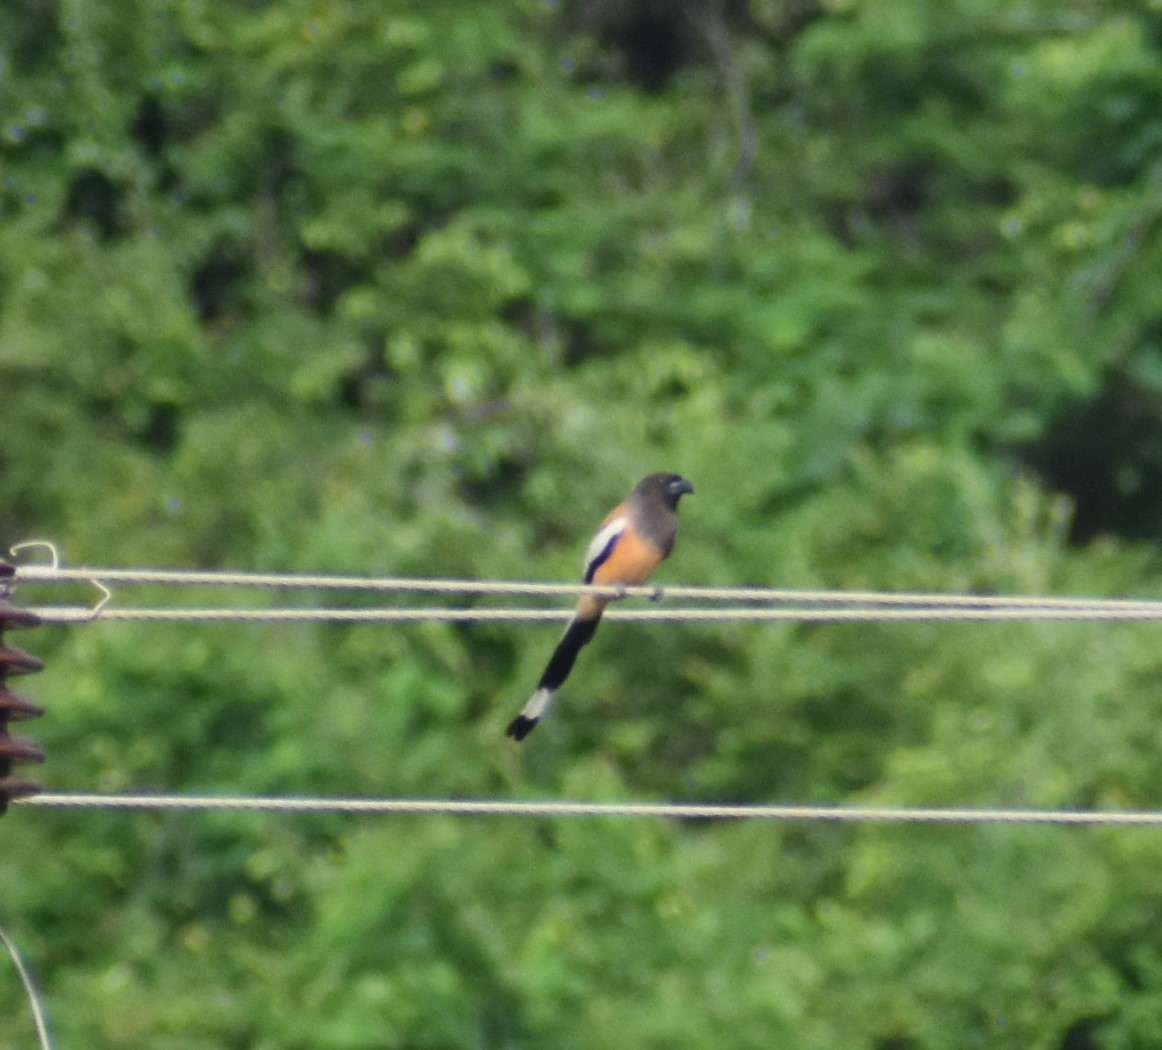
[13,559,1162,828]
[16,792,1162,825]
[0,923,52,1050]
[22,603,1162,624]
[12,563,1162,606]
[15,563,1162,623]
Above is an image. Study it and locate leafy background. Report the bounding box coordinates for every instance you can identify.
[5,0,1162,1046]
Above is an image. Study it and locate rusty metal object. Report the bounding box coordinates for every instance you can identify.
[0,558,44,813]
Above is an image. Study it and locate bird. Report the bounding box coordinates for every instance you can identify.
[506,472,694,741]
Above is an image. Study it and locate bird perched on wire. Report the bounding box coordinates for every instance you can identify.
[506,472,694,741]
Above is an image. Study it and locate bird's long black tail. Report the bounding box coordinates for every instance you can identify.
[538,616,600,691]
[506,615,601,740]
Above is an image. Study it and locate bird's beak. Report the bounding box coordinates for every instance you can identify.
[674,478,694,497]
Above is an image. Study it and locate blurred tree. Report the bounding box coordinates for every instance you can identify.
[5,0,1162,1047]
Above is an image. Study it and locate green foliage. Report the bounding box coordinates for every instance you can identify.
[5,0,1162,1046]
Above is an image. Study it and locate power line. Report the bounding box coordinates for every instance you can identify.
[14,563,1162,609]
[13,563,1162,623]
[0,923,52,1050]
[23,604,1162,624]
[17,792,1162,825]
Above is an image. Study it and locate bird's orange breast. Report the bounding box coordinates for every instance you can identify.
[589,525,666,587]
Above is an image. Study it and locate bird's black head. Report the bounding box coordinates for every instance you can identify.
[636,472,695,509]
